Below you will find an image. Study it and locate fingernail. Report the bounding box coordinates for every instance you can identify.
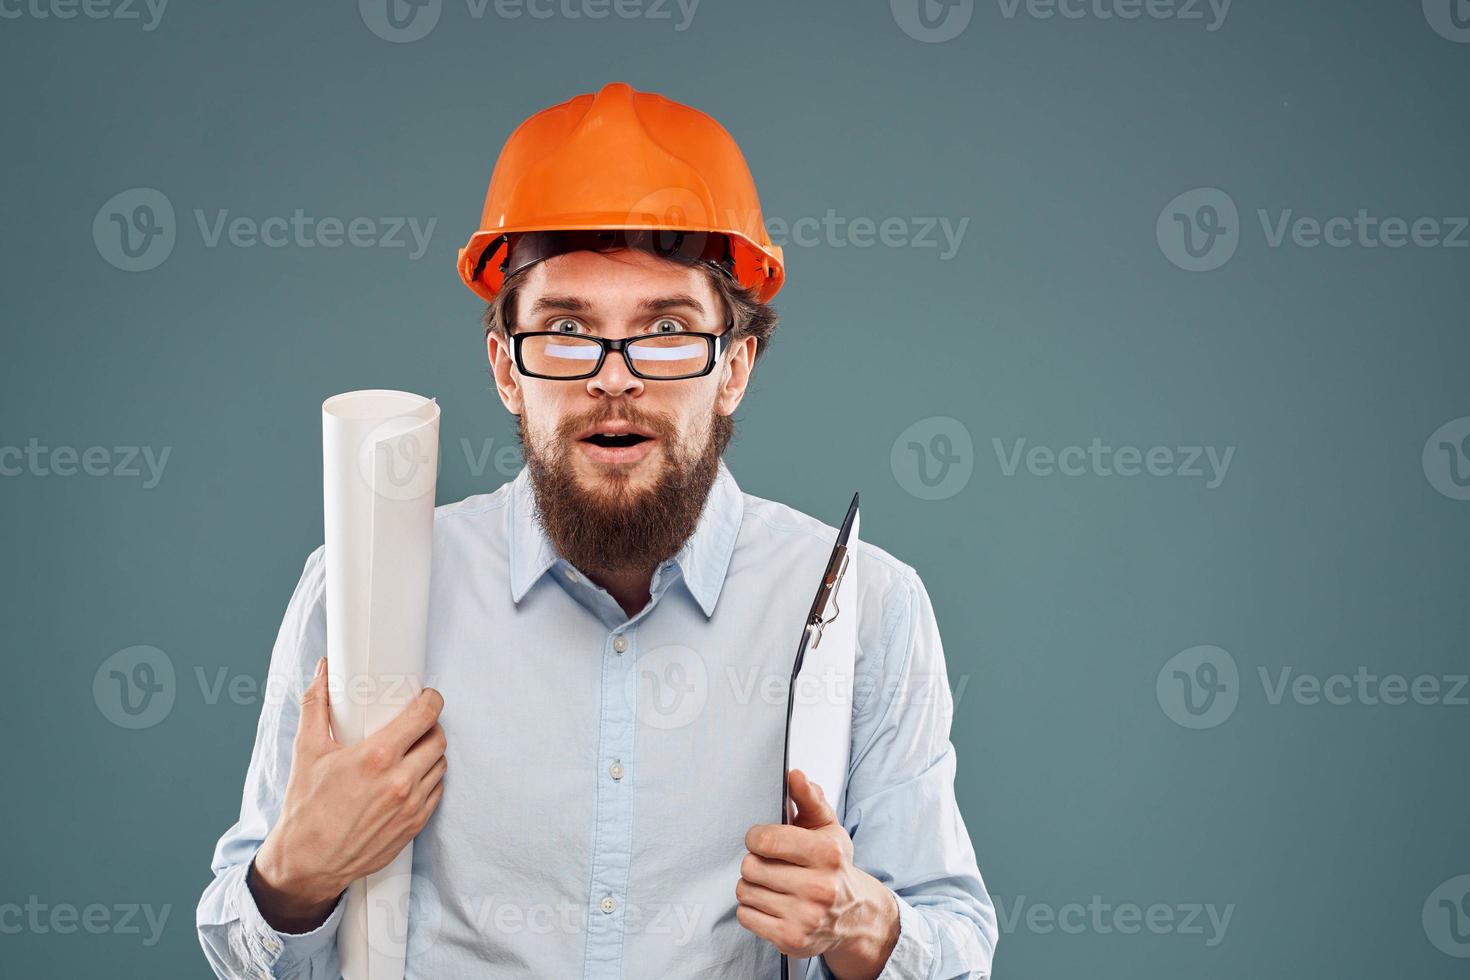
[315,657,326,678]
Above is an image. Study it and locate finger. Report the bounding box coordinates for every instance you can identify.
[735,903,792,954]
[418,778,445,824]
[295,657,334,754]
[787,769,837,830]
[376,687,445,758]
[402,722,447,778]
[739,852,806,894]
[744,823,826,867]
[736,877,797,919]
[417,755,447,797]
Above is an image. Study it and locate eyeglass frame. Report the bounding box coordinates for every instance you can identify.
[507,322,732,381]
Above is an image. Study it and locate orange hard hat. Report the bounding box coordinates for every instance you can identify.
[457,82,785,304]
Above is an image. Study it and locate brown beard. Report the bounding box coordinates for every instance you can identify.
[518,401,734,577]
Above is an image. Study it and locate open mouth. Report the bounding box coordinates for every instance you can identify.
[581,432,653,449]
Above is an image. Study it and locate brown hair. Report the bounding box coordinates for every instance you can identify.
[481,250,779,362]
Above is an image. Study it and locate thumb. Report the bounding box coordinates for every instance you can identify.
[295,657,335,753]
[787,769,837,830]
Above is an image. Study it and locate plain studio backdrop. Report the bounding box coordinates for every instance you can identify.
[2,1,1468,976]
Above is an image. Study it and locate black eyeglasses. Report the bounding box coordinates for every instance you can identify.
[510,330,727,381]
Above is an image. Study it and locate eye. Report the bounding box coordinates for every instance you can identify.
[549,318,585,334]
[649,318,686,334]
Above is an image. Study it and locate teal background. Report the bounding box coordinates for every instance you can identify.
[2,1,1468,976]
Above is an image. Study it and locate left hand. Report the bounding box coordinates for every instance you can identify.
[736,769,899,979]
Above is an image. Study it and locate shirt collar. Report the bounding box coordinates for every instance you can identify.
[507,459,744,618]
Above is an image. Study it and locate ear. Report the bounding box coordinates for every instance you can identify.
[715,334,758,417]
[486,331,524,415]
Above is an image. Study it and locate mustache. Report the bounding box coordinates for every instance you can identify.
[553,402,679,444]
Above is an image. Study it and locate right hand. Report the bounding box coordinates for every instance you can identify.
[250,656,447,932]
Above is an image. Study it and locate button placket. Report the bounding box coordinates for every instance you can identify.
[583,625,637,975]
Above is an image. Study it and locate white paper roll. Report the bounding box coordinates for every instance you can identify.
[322,389,441,980]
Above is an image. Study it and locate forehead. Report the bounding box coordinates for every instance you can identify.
[514,249,719,322]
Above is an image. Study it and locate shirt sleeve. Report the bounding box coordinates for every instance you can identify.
[820,565,998,980]
[196,547,346,979]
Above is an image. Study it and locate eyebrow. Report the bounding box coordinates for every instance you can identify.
[526,295,590,317]
[524,294,708,320]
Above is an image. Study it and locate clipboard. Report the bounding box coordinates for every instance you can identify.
[779,492,859,980]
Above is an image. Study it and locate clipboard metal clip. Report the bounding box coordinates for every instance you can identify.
[806,546,850,649]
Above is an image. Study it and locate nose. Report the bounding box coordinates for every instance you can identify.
[586,347,645,399]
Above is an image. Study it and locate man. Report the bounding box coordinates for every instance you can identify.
[197,81,996,979]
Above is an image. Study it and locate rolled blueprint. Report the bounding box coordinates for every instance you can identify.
[322,390,441,980]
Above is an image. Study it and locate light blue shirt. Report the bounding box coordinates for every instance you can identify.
[196,462,996,978]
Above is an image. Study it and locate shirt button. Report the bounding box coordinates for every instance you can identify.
[565,569,579,584]
[612,635,628,653]
[609,760,624,780]
[600,895,617,914]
